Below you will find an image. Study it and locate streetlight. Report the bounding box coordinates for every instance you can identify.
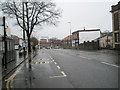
[68,22,72,47]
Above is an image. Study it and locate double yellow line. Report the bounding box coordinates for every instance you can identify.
[5,67,22,89]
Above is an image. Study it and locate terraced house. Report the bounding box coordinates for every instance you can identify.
[110,1,120,50]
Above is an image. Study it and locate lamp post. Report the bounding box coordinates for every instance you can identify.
[68,22,72,47]
[3,16,7,69]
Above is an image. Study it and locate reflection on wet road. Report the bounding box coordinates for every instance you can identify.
[3,49,119,88]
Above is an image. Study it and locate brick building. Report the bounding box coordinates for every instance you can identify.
[62,35,72,48]
[110,2,120,50]
[39,41,50,48]
[72,31,79,47]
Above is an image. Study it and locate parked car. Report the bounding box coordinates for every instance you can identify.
[45,46,50,49]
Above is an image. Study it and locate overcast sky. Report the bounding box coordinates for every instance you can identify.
[1,0,120,39]
[34,0,119,39]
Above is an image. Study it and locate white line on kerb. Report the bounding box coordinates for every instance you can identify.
[57,66,61,69]
[101,62,119,68]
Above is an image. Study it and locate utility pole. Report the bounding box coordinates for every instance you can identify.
[3,16,7,69]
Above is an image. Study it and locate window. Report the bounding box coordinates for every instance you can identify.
[119,32,120,42]
[114,32,120,42]
[113,12,119,30]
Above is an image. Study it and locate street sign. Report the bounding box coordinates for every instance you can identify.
[0,17,3,26]
[22,42,26,47]
[0,17,3,35]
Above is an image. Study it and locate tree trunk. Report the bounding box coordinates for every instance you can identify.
[27,34,31,54]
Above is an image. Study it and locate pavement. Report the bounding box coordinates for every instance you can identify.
[96,49,120,55]
[0,52,2,90]
[2,49,119,89]
[1,50,36,89]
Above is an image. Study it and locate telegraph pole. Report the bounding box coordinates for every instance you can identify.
[3,16,7,69]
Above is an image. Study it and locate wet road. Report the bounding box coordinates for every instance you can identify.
[3,49,119,88]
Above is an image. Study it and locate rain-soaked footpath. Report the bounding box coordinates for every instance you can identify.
[1,49,120,89]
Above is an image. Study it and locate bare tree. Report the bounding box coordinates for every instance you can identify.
[0,0,61,53]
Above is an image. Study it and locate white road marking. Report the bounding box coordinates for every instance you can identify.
[61,71,67,76]
[79,56,90,60]
[49,71,67,78]
[49,75,66,78]
[54,62,57,64]
[57,66,61,69]
[46,61,49,64]
[48,54,53,59]
[44,52,67,78]
[40,62,42,64]
[101,62,119,68]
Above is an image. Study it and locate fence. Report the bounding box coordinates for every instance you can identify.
[0,36,16,68]
[68,40,100,50]
[78,40,100,50]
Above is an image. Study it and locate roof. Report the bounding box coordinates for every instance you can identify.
[95,32,112,40]
[110,1,120,12]
[72,29,100,34]
[63,35,72,40]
